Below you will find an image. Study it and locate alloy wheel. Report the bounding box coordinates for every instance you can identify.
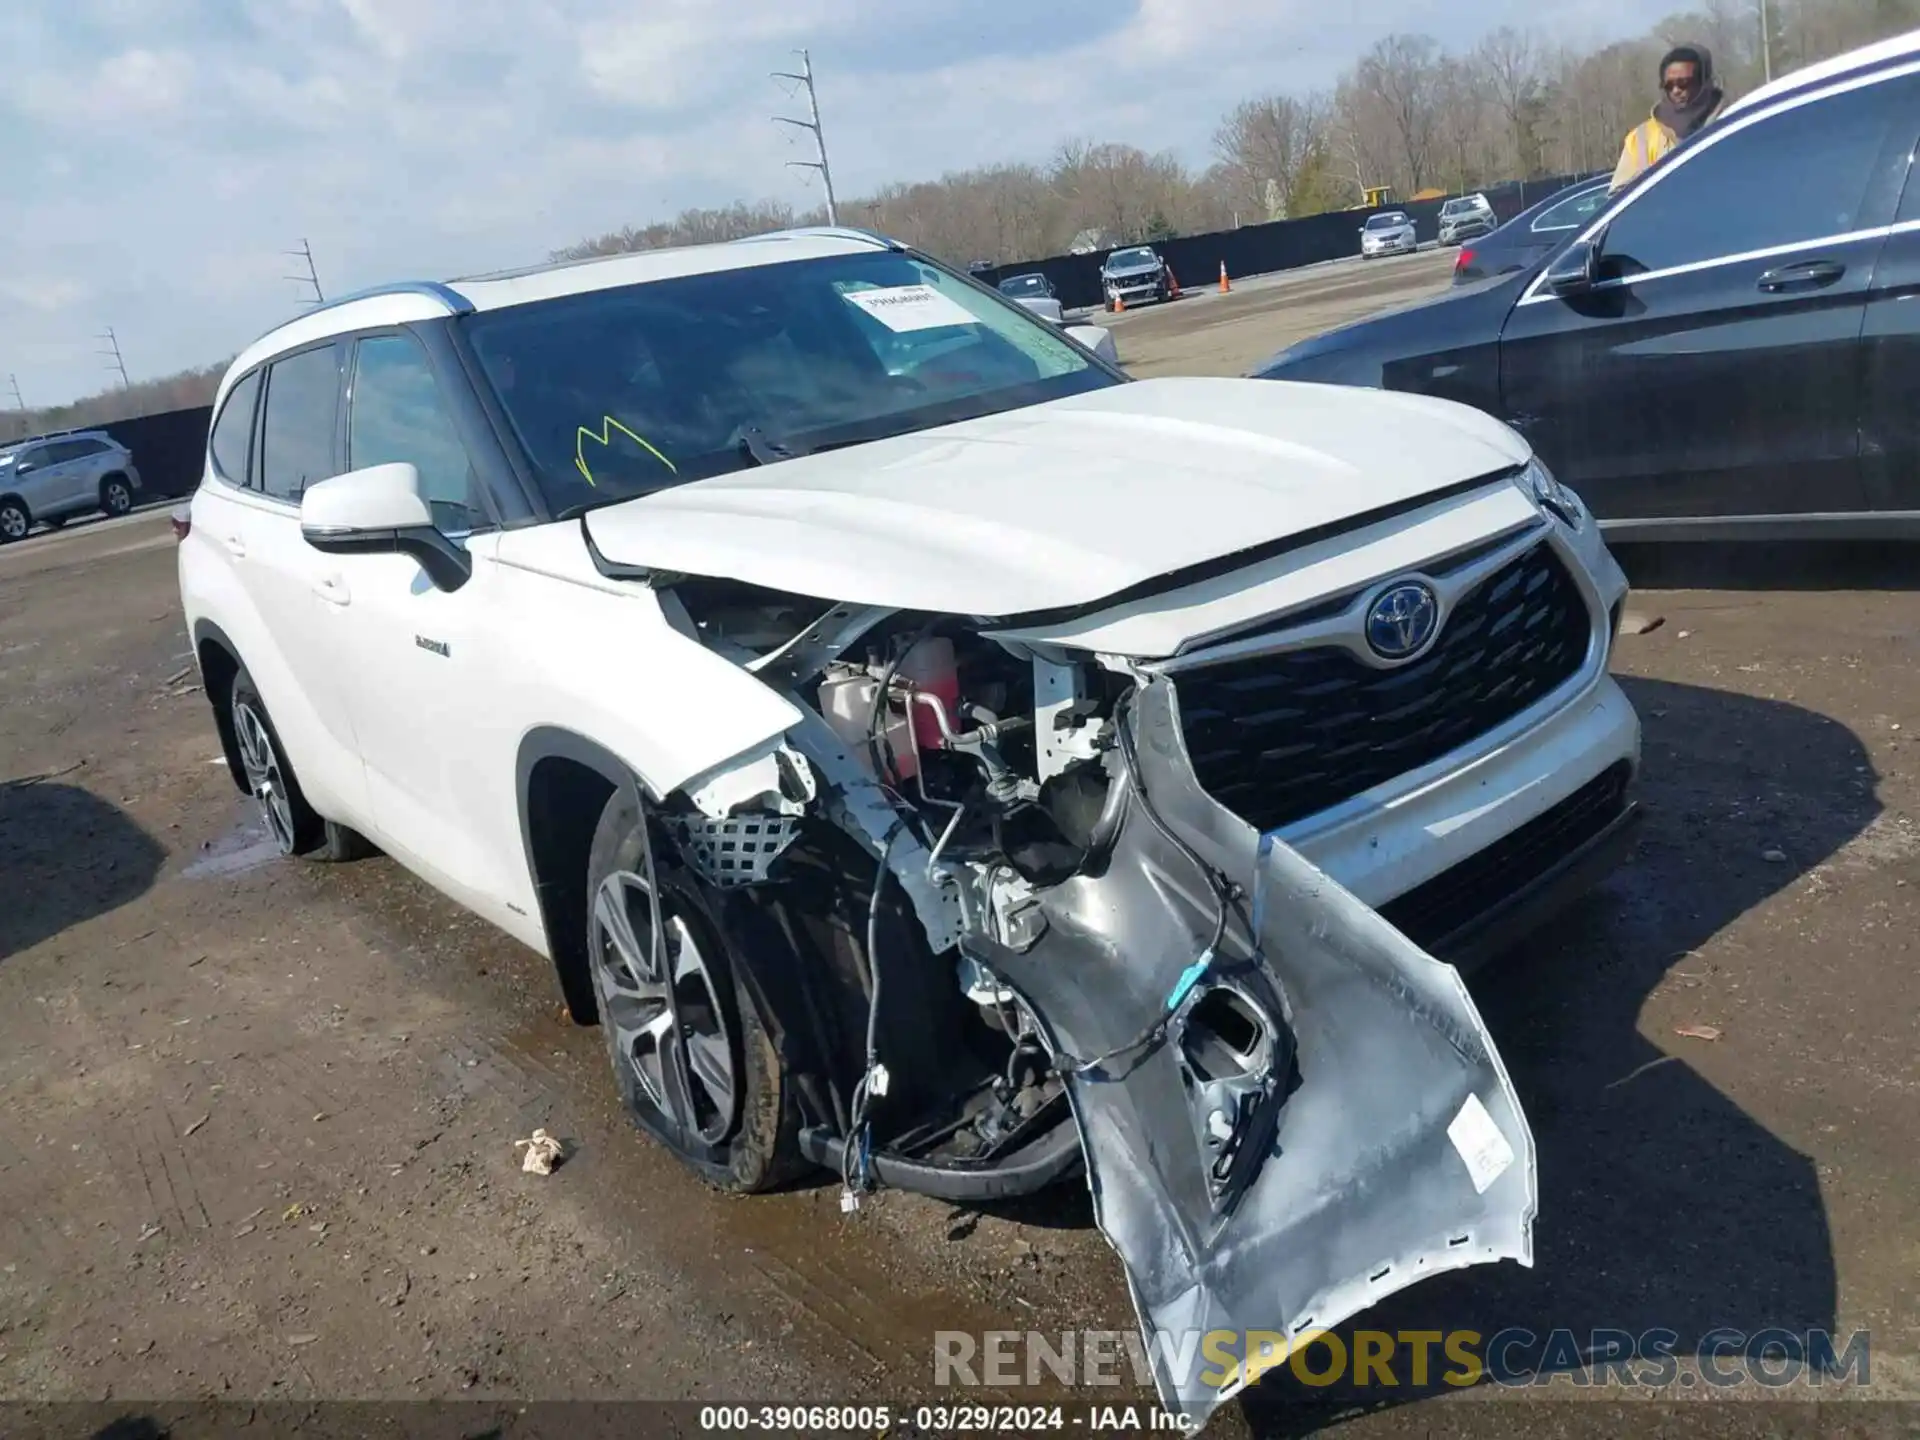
[590,869,740,1147]
[0,507,26,540]
[104,482,132,515]
[233,699,296,854]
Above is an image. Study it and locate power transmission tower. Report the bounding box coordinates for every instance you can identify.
[6,374,23,412]
[284,238,325,305]
[773,49,839,224]
[99,328,131,391]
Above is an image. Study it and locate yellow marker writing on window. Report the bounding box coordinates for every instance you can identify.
[574,416,677,488]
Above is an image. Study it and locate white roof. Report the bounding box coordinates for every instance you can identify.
[1722,26,1920,117]
[218,228,889,411]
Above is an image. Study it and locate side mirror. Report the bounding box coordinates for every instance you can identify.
[300,462,472,592]
[1545,236,1601,297]
[1066,324,1120,366]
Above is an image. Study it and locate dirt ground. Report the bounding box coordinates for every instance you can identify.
[4,255,1918,1437]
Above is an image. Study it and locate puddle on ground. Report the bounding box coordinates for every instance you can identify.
[180,814,281,880]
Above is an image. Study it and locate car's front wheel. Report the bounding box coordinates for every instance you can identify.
[0,499,29,543]
[228,665,370,862]
[584,787,801,1192]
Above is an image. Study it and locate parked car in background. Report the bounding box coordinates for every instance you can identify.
[997,272,1064,324]
[1438,193,1498,246]
[1099,246,1171,309]
[1255,33,1920,542]
[0,429,142,542]
[1453,176,1611,285]
[1359,211,1418,258]
[177,224,1637,1426]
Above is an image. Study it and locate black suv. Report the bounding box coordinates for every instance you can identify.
[1257,42,1920,541]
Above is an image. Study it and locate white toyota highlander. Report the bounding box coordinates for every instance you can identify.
[178,228,1640,1422]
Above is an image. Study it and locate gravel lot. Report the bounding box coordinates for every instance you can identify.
[3,252,1917,1436]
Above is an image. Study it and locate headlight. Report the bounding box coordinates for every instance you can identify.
[1517,456,1585,529]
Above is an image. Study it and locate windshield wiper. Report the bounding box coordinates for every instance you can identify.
[734,425,800,467]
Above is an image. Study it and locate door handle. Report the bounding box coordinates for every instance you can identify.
[222,534,247,559]
[1757,259,1845,292]
[314,575,351,606]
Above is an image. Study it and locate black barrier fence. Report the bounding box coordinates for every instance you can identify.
[974,172,1590,313]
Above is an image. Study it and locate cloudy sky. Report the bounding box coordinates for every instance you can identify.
[0,0,1673,407]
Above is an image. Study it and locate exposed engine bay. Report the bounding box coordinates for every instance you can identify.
[644,572,1539,1424]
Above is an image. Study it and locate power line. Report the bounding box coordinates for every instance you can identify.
[773,49,839,224]
[98,328,131,391]
[283,238,325,305]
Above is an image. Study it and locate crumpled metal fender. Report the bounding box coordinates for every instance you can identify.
[965,675,1537,1424]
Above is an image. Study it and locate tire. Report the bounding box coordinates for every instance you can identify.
[100,476,134,518]
[584,786,801,1192]
[0,499,28,543]
[228,666,371,862]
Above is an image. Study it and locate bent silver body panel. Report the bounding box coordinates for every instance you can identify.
[968,676,1537,1423]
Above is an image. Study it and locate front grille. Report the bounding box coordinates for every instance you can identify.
[1378,760,1633,951]
[1175,542,1592,832]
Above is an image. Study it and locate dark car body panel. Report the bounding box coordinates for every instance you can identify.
[1255,59,1920,536]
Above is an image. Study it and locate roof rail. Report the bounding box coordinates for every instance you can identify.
[2,425,106,448]
[302,280,474,320]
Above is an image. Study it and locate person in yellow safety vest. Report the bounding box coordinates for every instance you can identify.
[1611,43,1728,192]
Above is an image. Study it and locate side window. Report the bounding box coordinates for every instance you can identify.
[209,370,261,486]
[346,334,484,533]
[1601,77,1907,275]
[70,439,109,458]
[258,346,342,502]
[1533,187,1608,233]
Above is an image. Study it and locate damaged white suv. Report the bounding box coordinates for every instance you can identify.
[179,230,1640,1422]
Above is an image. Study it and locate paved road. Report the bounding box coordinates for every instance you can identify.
[4,270,1918,1434]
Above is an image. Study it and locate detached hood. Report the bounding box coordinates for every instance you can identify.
[582,376,1529,618]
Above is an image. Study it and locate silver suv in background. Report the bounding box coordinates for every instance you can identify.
[0,430,142,541]
[1439,193,1498,245]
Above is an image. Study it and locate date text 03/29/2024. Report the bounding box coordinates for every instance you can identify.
[697,1405,1192,1433]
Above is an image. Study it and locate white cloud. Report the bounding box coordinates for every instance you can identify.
[0,0,1681,406]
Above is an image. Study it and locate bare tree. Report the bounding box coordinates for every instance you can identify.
[1212,92,1332,220]
[1350,34,1445,193]
[1475,27,1545,178]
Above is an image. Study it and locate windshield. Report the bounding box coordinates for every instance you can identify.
[462,251,1116,512]
[1105,248,1156,269]
[1365,214,1407,230]
[998,275,1049,296]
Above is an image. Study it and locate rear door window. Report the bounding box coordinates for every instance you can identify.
[258,346,343,502]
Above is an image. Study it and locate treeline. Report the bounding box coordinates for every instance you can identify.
[19,0,1917,430]
[6,362,225,445]
[559,0,1920,265]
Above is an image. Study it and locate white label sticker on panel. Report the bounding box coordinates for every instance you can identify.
[1447,1092,1516,1195]
[841,284,979,333]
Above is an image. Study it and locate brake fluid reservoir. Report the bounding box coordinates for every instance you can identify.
[897,637,959,751]
[820,672,918,781]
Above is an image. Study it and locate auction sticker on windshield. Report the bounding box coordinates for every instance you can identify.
[841,283,979,332]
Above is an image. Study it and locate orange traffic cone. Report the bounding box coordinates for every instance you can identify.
[1167,266,1182,299]
[1219,261,1231,293]
[1114,291,1125,312]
